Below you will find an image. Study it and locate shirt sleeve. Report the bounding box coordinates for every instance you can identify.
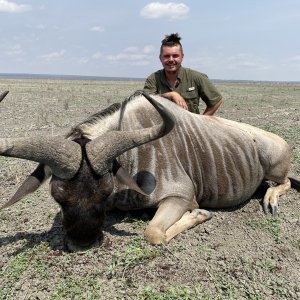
[143,73,158,95]
[193,71,222,107]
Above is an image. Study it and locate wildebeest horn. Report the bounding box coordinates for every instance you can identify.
[86,92,175,175]
[0,90,9,102]
[0,136,82,179]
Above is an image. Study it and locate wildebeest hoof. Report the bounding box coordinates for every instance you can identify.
[263,202,279,217]
[191,209,213,220]
[263,193,279,216]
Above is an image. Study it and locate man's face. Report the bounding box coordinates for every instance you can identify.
[159,45,184,73]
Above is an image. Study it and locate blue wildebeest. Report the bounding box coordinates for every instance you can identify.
[1,91,299,251]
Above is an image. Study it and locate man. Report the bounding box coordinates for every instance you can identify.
[143,33,223,115]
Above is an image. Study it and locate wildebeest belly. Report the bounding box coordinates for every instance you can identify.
[196,144,265,208]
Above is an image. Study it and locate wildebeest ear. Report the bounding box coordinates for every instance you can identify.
[0,164,49,210]
[113,161,148,196]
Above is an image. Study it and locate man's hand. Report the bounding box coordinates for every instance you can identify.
[162,91,189,110]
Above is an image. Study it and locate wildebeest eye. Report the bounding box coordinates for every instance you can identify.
[50,176,71,205]
[97,174,114,195]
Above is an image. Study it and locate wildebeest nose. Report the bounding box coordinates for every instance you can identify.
[64,235,103,252]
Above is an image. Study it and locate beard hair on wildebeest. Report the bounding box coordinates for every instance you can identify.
[1,90,300,252]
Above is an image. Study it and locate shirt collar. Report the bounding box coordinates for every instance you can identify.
[162,66,183,85]
[177,66,184,81]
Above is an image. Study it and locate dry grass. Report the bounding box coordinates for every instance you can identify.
[0,79,300,300]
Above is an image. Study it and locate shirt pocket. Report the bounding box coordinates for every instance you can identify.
[180,89,200,113]
[181,88,198,100]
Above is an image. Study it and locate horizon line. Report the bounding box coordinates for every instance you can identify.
[0,72,299,84]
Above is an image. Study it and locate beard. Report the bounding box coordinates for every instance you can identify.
[164,63,181,74]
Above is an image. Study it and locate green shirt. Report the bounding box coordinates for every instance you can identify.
[143,67,222,114]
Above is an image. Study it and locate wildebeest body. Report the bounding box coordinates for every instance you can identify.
[79,96,283,210]
[0,92,297,250]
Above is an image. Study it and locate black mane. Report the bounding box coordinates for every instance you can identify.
[78,102,121,127]
[66,90,144,138]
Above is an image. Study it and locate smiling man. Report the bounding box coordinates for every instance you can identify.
[143,33,223,115]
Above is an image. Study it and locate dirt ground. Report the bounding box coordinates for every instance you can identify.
[0,79,299,300]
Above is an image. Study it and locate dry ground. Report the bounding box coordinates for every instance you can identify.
[0,79,299,300]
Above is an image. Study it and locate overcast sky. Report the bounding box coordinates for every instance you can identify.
[0,0,299,81]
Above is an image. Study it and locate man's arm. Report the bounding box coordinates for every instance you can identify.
[203,98,223,116]
[192,70,223,115]
[143,74,157,95]
[161,91,189,110]
[164,91,223,115]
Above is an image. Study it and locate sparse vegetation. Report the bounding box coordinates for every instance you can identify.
[49,275,103,300]
[1,243,51,298]
[247,217,282,243]
[0,156,10,165]
[295,239,300,249]
[0,79,299,300]
[295,151,300,164]
[107,237,163,279]
[137,284,210,300]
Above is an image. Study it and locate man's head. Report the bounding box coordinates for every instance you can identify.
[160,33,183,54]
[159,33,184,74]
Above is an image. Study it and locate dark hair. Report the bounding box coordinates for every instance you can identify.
[160,33,183,54]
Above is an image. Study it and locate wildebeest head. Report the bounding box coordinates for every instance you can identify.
[0,92,175,251]
[50,141,114,251]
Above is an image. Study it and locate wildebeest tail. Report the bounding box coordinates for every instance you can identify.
[289,177,300,192]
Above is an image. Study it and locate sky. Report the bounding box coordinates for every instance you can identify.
[0,0,300,81]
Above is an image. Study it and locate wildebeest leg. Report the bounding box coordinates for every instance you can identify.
[144,196,197,245]
[263,178,291,216]
[261,138,292,216]
[165,209,212,243]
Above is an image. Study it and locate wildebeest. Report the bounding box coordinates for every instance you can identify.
[1,90,299,251]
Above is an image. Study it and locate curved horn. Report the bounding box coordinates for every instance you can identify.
[0,90,9,103]
[0,136,81,179]
[86,92,175,175]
